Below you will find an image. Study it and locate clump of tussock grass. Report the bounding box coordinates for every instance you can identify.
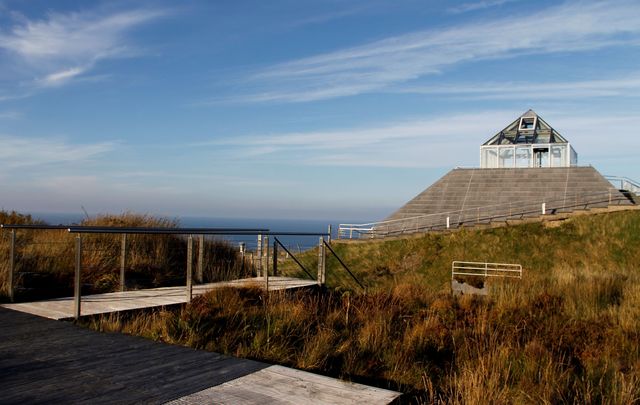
[0,211,248,301]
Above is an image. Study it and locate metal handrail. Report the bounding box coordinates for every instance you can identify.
[605,175,640,193]
[339,189,630,239]
[452,261,522,279]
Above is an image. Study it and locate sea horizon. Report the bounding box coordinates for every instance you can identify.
[23,211,379,250]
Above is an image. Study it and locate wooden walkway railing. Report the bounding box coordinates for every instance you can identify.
[1,225,330,319]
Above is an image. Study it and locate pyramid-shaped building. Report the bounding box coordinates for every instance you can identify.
[377,110,633,235]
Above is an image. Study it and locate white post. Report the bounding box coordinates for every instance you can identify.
[446,216,450,229]
[541,202,546,215]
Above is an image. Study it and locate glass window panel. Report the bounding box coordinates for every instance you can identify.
[551,145,566,167]
[482,147,498,168]
[516,147,531,168]
[570,146,578,166]
[499,147,514,168]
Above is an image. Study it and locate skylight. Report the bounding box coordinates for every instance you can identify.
[519,117,537,131]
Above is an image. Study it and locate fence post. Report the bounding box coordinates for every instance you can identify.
[186,235,193,302]
[239,242,246,275]
[273,239,278,277]
[197,234,204,283]
[264,236,269,290]
[327,225,332,243]
[8,229,15,302]
[446,216,450,230]
[74,235,82,320]
[485,262,488,278]
[317,237,325,286]
[541,202,546,215]
[256,234,262,277]
[120,233,127,292]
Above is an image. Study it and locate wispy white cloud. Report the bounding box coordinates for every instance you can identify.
[392,75,640,100]
[0,134,115,168]
[0,7,165,89]
[289,4,370,27]
[229,1,640,103]
[37,65,91,87]
[204,109,640,169]
[447,0,519,14]
[202,111,515,168]
[0,110,22,119]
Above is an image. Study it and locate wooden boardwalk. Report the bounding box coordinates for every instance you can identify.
[0,307,401,404]
[1,277,317,320]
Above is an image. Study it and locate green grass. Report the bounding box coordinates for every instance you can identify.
[84,210,640,403]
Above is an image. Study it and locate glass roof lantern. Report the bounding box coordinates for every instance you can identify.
[480,109,578,169]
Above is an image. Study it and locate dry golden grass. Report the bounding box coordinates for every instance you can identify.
[83,210,640,403]
[0,211,247,300]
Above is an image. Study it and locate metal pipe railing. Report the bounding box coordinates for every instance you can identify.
[339,189,632,239]
[452,261,522,279]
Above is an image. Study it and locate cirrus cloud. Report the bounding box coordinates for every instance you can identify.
[0,7,166,89]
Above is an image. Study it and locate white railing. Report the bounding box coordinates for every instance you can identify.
[339,189,632,239]
[605,175,640,194]
[452,261,522,279]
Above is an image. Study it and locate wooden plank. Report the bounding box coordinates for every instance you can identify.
[167,365,401,405]
[0,304,401,404]
[1,277,317,320]
[0,308,268,403]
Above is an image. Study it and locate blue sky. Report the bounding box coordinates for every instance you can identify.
[0,0,639,221]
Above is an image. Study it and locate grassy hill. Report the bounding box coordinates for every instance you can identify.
[87,209,640,403]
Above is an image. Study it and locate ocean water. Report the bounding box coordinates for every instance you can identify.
[30,212,346,251]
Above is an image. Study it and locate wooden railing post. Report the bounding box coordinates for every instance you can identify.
[120,233,127,292]
[8,229,15,302]
[256,234,262,277]
[186,235,193,302]
[264,236,269,290]
[317,237,325,286]
[272,239,278,277]
[7,229,16,302]
[197,234,204,283]
[74,235,82,320]
[239,242,246,275]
